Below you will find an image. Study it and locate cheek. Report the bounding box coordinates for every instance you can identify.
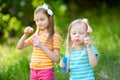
[81,35,85,38]
[44,20,49,26]
[36,23,40,27]
[70,35,75,41]
[80,35,86,41]
[36,21,41,26]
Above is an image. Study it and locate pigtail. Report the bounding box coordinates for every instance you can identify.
[87,25,92,34]
[82,18,92,34]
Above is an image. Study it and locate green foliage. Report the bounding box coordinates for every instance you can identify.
[32,0,45,7]
[0,13,23,40]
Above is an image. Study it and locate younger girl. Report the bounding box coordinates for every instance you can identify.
[60,19,98,80]
[17,3,61,80]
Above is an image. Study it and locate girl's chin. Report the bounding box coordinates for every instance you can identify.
[39,27,47,30]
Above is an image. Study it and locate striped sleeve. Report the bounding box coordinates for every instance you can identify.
[53,33,62,50]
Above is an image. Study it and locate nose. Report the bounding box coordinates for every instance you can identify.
[38,21,42,24]
[75,33,79,38]
[37,21,42,25]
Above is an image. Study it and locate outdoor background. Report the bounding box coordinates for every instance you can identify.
[0,0,120,80]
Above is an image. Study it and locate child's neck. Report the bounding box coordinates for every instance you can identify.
[39,29,48,34]
[72,44,85,50]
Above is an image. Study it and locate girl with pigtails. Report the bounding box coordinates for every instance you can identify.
[60,18,99,80]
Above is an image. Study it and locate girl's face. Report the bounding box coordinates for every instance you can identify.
[34,12,49,30]
[70,23,87,44]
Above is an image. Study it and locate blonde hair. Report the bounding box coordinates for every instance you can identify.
[34,3,54,40]
[66,19,92,57]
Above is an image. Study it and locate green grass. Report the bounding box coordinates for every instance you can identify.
[0,42,31,80]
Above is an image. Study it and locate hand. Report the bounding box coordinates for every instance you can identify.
[24,26,34,35]
[60,59,65,68]
[84,37,92,48]
[34,37,42,48]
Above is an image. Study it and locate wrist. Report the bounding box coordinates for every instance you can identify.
[86,44,91,48]
[86,46,91,50]
[23,34,28,37]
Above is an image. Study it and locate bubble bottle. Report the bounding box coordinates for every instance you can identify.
[61,57,67,72]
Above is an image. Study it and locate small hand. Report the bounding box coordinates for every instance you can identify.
[60,59,65,68]
[34,37,42,48]
[24,26,34,35]
[84,37,92,48]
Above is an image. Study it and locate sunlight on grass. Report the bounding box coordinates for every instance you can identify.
[0,45,19,72]
[0,43,32,80]
[0,44,32,72]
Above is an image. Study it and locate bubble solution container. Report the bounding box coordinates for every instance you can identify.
[61,57,67,72]
[34,35,38,48]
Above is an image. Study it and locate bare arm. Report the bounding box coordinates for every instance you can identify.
[87,47,98,67]
[17,34,30,49]
[17,26,34,49]
[83,19,97,67]
[84,37,98,67]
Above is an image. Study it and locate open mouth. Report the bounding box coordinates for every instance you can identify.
[73,39,80,43]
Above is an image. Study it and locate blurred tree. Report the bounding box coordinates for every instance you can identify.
[0,0,34,40]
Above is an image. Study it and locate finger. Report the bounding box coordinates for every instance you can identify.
[29,28,34,33]
[84,37,90,41]
[27,26,32,29]
[84,41,88,44]
[86,37,90,39]
[60,61,64,67]
[24,28,29,34]
[84,40,91,44]
[84,38,88,42]
[25,26,34,33]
